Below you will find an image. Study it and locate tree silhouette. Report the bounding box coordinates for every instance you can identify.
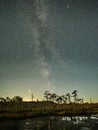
[44,91,51,101]
[0,97,6,102]
[51,93,57,102]
[72,90,78,103]
[6,97,10,102]
[61,95,67,104]
[66,93,71,103]
[76,98,83,104]
[31,94,34,101]
[56,96,63,104]
[12,96,23,103]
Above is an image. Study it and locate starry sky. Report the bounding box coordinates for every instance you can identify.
[0,0,98,102]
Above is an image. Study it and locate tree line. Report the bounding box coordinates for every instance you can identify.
[44,90,84,104]
[0,96,23,103]
[0,90,83,104]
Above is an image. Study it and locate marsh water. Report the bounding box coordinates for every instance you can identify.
[0,116,98,130]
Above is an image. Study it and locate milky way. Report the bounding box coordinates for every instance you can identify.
[0,0,98,102]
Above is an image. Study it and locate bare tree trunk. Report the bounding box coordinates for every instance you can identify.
[48,120,51,130]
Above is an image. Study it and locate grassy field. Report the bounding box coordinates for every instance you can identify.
[0,101,98,119]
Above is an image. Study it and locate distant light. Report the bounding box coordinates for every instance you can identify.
[28,89,32,93]
[67,5,70,9]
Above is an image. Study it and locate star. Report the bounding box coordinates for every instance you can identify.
[28,90,32,93]
[29,44,33,48]
[67,5,70,9]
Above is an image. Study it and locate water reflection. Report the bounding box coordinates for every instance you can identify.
[0,115,98,130]
[18,118,48,130]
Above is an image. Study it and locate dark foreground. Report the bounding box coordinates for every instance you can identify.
[0,101,98,119]
[0,102,98,130]
[0,116,98,130]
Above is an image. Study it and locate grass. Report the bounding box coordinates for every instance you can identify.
[0,101,98,119]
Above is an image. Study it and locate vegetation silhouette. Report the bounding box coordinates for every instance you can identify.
[0,90,98,119]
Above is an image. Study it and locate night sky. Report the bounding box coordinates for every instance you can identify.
[0,0,98,102]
